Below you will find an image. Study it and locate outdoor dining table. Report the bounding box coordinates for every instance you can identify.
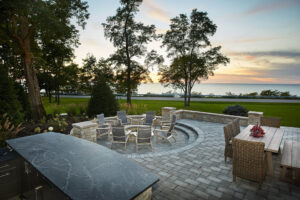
[6,132,159,200]
[234,125,284,176]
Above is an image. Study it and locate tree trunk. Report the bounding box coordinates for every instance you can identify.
[23,40,46,120]
[184,79,188,106]
[48,90,52,103]
[187,85,192,106]
[12,15,46,121]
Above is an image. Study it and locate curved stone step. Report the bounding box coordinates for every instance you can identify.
[175,125,196,144]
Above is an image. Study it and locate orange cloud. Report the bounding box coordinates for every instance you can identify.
[142,0,170,24]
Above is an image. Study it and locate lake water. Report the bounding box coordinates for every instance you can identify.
[137,83,300,96]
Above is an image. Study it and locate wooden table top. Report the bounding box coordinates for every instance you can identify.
[235,125,284,153]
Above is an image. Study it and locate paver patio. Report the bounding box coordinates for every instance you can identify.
[131,120,300,200]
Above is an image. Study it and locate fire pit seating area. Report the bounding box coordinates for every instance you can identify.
[70,107,179,151]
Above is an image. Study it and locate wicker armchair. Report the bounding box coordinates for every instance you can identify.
[232,138,265,187]
[117,110,131,126]
[136,127,152,151]
[232,118,240,137]
[111,127,129,149]
[260,116,281,128]
[223,123,234,162]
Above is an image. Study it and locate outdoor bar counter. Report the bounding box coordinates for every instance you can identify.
[6,132,158,200]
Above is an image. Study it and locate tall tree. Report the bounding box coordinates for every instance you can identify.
[160,9,229,106]
[102,0,157,105]
[0,0,89,120]
[79,55,115,94]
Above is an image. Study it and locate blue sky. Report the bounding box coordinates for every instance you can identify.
[74,0,300,84]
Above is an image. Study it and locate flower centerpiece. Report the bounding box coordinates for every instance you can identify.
[250,124,265,137]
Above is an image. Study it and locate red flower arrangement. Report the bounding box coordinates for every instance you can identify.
[250,125,265,137]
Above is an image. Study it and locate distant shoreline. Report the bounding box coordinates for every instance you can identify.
[58,95,300,103]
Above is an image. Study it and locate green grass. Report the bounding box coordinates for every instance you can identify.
[43,97,300,127]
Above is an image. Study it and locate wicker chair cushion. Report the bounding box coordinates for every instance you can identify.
[117,111,128,124]
[112,127,126,141]
[137,128,152,143]
[97,114,105,124]
[144,111,155,125]
[98,124,110,134]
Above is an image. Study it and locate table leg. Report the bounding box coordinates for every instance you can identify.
[266,152,274,176]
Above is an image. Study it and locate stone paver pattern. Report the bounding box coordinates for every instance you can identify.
[131,120,300,200]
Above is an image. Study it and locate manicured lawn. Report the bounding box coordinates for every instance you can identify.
[43,97,300,127]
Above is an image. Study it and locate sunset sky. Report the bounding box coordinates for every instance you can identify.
[74,0,300,84]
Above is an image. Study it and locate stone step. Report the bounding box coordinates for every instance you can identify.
[175,124,197,143]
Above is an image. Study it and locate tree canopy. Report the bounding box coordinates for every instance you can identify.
[0,0,89,120]
[102,0,158,105]
[159,9,230,106]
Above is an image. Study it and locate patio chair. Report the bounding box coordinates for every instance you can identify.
[232,138,265,187]
[117,110,131,126]
[232,118,240,136]
[96,124,111,141]
[155,117,177,145]
[97,113,106,124]
[111,127,129,149]
[136,127,152,151]
[142,111,156,126]
[223,123,234,162]
[260,116,281,128]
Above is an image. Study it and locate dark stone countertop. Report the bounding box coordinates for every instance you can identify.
[6,132,159,200]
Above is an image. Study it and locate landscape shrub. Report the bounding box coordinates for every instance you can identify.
[14,82,31,120]
[0,114,24,147]
[87,76,119,117]
[0,65,23,123]
[120,103,147,115]
[223,104,248,117]
[66,104,77,116]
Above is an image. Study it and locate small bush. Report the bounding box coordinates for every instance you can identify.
[66,104,77,116]
[87,76,119,117]
[119,103,147,115]
[223,104,248,117]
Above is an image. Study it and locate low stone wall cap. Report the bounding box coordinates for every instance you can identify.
[248,111,263,115]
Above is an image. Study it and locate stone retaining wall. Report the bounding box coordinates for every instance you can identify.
[104,110,262,127]
[175,109,249,126]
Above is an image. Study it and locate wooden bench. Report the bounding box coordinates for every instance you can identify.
[280,141,300,184]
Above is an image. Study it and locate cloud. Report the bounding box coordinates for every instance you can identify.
[225,0,300,20]
[209,50,300,84]
[142,0,170,24]
[228,50,300,60]
[243,0,300,16]
[223,35,292,45]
